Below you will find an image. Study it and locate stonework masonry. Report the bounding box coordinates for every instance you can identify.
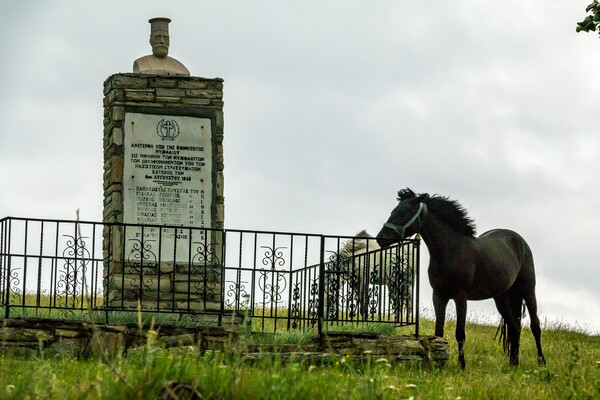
[102,73,224,311]
[0,318,449,367]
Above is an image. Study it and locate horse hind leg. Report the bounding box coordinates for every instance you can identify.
[494,293,521,366]
[524,290,546,365]
[508,290,524,362]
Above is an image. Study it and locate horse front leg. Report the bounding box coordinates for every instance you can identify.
[432,290,449,337]
[454,294,467,370]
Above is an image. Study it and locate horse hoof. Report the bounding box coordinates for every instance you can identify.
[538,356,546,366]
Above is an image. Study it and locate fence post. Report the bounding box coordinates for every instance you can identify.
[317,235,325,337]
[2,219,11,318]
[105,222,113,324]
[415,237,421,339]
[219,229,226,327]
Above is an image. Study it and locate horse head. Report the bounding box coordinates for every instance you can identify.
[338,230,379,261]
[376,188,429,247]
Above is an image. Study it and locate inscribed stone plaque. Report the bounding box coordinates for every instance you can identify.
[123,113,212,262]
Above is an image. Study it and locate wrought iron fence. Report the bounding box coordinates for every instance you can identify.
[0,217,419,335]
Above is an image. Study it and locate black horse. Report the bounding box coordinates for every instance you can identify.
[376,188,545,368]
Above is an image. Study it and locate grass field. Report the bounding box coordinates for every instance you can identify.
[1,314,599,399]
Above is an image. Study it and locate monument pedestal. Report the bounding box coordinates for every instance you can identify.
[102,73,224,312]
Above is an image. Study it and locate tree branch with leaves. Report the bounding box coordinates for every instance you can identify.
[577,0,600,34]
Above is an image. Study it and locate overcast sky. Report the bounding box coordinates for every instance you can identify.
[1,1,599,334]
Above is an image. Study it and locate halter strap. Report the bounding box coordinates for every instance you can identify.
[383,202,428,239]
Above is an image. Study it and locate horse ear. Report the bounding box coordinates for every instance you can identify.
[418,193,430,202]
[397,188,416,201]
[356,230,370,237]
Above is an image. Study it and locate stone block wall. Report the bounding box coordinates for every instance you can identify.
[0,318,237,359]
[0,318,449,367]
[102,73,225,312]
[105,263,223,312]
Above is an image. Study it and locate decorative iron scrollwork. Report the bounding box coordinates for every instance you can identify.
[258,269,287,306]
[57,234,91,307]
[127,238,158,265]
[385,249,413,322]
[225,279,249,309]
[325,260,342,320]
[262,246,286,270]
[308,277,319,326]
[291,283,301,329]
[192,241,220,265]
[385,254,402,319]
[324,251,346,320]
[7,268,21,301]
[125,238,157,299]
[257,246,288,307]
[190,241,221,301]
[367,264,380,318]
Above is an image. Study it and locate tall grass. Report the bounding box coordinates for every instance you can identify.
[1,315,599,399]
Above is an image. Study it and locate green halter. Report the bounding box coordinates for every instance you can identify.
[383,202,427,239]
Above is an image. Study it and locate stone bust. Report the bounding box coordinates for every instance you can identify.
[133,17,190,76]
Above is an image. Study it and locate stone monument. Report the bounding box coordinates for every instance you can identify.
[103,17,224,314]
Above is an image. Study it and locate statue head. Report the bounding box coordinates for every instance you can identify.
[133,17,190,75]
[149,17,171,58]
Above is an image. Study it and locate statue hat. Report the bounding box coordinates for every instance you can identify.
[149,17,171,32]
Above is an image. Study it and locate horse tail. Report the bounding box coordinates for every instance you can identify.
[495,299,526,354]
[495,318,509,354]
[494,233,531,355]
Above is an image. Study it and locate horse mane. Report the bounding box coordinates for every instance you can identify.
[398,188,477,237]
[426,195,477,237]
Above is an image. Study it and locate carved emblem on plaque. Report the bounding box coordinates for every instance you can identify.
[157,119,180,140]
